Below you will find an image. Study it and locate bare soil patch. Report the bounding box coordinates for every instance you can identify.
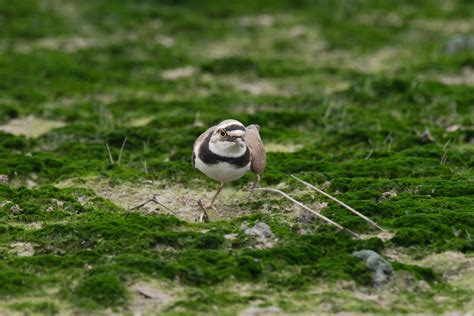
[0,116,65,138]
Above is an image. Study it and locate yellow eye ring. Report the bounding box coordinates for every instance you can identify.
[218,129,227,137]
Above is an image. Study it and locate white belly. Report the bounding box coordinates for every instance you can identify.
[195,157,250,183]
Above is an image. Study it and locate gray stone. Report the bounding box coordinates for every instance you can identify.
[379,190,397,202]
[445,35,474,54]
[240,222,277,249]
[224,233,238,241]
[297,202,328,223]
[298,210,317,223]
[10,204,23,214]
[10,242,35,257]
[243,222,273,238]
[133,284,172,301]
[353,249,394,289]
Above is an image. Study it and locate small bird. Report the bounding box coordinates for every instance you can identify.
[192,119,266,218]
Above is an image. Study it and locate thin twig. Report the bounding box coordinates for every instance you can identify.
[117,137,128,164]
[105,143,114,164]
[152,196,177,215]
[197,199,209,223]
[130,195,177,215]
[130,199,152,210]
[291,175,385,232]
[254,187,359,239]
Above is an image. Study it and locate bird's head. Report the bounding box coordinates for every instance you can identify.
[209,119,247,156]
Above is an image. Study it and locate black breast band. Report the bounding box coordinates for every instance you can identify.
[199,133,250,168]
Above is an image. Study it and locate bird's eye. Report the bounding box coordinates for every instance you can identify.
[218,129,227,137]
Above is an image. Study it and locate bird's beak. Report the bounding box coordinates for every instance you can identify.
[231,136,244,147]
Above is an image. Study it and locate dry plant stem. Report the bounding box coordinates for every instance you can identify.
[197,199,210,223]
[142,160,148,174]
[291,175,386,232]
[254,187,360,239]
[130,197,155,210]
[130,195,177,215]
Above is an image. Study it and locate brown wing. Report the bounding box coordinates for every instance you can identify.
[192,126,215,168]
[244,124,266,175]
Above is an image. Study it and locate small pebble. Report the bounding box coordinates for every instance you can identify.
[0,175,9,184]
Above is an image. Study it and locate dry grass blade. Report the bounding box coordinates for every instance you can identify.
[105,143,114,164]
[142,160,148,174]
[291,175,385,232]
[130,195,177,215]
[150,196,177,215]
[117,137,128,164]
[254,187,360,239]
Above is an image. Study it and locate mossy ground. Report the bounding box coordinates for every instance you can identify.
[0,0,473,314]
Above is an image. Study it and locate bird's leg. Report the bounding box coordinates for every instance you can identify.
[246,175,261,202]
[251,174,261,190]
[205,182,225,209]
[197,183,224,223]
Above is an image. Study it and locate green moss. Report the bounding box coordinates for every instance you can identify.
[170,288,252,313]
[201,57,257,74]
[73,273,128,309]
[0,133,29,152]
[0,269,39,297]
[300,256,372,287]
[176,250,254,285]
[1,0,473,313]
[0,105,19,123]
[0,185,118,223]
[392,262,440,284]
[9,301,59,315]
[0,1,72,39]
[194,232,226,250]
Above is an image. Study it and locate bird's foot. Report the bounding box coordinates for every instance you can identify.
[251,181,260,190]
[243,183,253,191]
[204,203,216,210]
[244,181,260,192]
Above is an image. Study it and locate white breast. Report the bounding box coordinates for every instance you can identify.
[194,156,250,183]
[209,139,246,157]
